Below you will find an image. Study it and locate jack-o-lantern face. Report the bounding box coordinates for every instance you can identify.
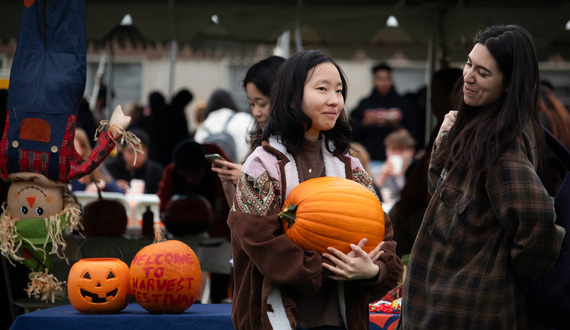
[79,267,121,303]
[68,258,131,313]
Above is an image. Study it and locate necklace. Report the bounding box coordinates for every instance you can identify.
[298,151,321,174]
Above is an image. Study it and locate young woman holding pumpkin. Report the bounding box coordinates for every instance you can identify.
[227,50,403,329]
[396,25,565,329]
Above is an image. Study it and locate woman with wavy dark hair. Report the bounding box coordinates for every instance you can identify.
[397,25,565,329]
[228,50,403,329]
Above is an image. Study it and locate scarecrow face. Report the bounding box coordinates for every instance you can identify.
[7,180,64,220]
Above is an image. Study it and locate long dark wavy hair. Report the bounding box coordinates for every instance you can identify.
[243,55,286,151]
[262,50,352,155]
[436,25,545,174]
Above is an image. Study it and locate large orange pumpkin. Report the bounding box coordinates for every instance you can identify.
[279,176,385,255]
[67,258,131,314]
[129,224,201,313]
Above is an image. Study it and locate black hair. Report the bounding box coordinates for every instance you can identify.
[148,91,166,115]
[438,24,544,173]
[540,80,554,91]
[127,127,150,147]
[243,56,286,96]
[432,68,463,94]
[170,88,193,111]
[372,62,392,74]
[172,138,208,171]
[243,56,286,150]
[170,139,215,203]
[204,89,240,117]
[262,49,351,155]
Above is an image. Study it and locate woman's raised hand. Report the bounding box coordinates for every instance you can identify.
[435,110,458,148]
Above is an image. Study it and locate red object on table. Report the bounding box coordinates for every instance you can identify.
[369,313,400,330]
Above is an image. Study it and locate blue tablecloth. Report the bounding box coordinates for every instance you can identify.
[10,302,398,330]
[10,303,234,330]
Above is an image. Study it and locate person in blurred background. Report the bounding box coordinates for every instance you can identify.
[123,101,145,129]
[69,128,124,193]
[350,62,421,168]
[192,100,208,136]
[106,128,164,194]
[157,138,231,303]
[210,56,285,206]
[194,89,255,164]
[141,89,193,167]
[375,129,416,203]
[537,84,570,149]
[536,83,570,197]
[388,67,462,258]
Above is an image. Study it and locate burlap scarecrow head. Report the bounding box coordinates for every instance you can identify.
[0,172,81,302]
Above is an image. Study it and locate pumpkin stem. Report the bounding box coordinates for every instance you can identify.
[153,224,166,244]
[278,204,297,228]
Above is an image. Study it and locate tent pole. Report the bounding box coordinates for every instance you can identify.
[425,10,441,148]
[169,40,177,97]
[90,55,107,112]
[295,0,303,52]
[107,40,114,121]
[168,0,177,97]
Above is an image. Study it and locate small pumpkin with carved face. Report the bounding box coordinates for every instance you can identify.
[68,258,131,313]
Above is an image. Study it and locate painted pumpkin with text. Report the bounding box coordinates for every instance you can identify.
[129,224,201,313]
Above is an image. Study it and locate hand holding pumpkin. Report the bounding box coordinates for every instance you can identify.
[356,239,385,262]
[322,238,383,281]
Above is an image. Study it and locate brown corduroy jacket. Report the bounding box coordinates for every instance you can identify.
[228,138,403,329]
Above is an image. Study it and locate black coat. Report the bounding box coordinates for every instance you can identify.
[106,156,164,194]
[350,88,420,161]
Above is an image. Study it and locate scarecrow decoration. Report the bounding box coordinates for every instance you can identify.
[0,0,140,302]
